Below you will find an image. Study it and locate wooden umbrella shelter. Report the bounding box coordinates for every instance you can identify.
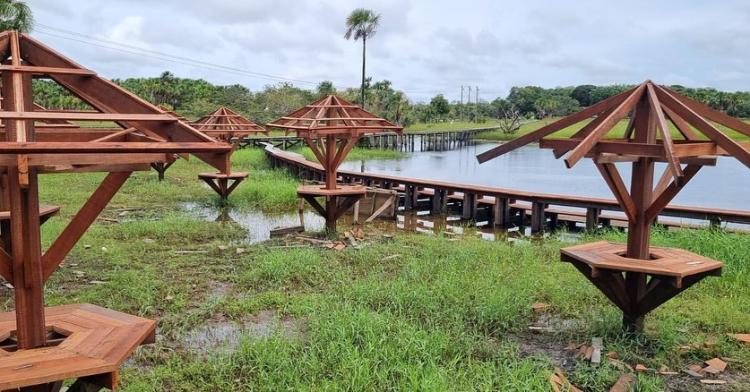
[0,31,235,391]
[477,80,750,332]
[191,107,260,197]
[268,95,402,233]
[192,106,268,142]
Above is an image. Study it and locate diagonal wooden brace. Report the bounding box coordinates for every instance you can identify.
[41,172,131,281]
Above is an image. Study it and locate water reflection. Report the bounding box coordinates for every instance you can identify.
[341,143,750,210]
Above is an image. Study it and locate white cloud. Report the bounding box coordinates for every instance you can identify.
[26,0,750,102]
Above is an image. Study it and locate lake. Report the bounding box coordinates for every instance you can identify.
[340,142,750,211]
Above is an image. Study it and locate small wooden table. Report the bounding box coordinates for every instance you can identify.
[298,184,366,233]
[198,172,248,200]
[561,241,722,325]
[0,304,156,391]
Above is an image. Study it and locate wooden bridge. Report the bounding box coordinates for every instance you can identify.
[242,126,499,152]
[264,144,750,233]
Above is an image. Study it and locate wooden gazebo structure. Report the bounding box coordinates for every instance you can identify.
[268,95,402,232]
[0,31,234,391]
[477,80,750,332]
[192,106,267,142]
[191,107,258,197]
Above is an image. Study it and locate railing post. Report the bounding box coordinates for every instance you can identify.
[492,197,510,227]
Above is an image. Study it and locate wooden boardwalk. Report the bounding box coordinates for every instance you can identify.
[264,145,750,233]
[241,127,499,152]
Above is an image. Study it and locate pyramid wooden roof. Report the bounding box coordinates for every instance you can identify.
[192,106,267,138]
[0,31,232,173]
[478,81,750,173]
[267,95,402,137]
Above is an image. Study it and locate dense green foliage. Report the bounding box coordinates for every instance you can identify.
[31,72,750,131]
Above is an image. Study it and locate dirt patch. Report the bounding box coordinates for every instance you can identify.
[663,370,750,391]
[184,310,307,353]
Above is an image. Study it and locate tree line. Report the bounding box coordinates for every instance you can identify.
[31,73,750,128]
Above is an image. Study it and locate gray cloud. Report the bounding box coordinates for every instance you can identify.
[26,0,750,101]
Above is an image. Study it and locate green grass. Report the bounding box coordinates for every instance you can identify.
[405,120,504,133]
[1,147,748,391]
[479,117,750,142]
[295,146,406,162]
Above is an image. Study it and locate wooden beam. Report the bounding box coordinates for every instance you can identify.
[596,163,636,221]
[655,85,750,169]
[41,172,131,281]
[662,105,699,140]
[476,86,636,163]
[644,164,702,223]
[565,84,646,168]
[0,65,95,75]
[646,83,683,180]
[0,112,173,121]
[18,34,230,173]
[0,142,230,154]
[665,85,750,137]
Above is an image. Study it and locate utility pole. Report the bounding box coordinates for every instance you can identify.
[460,86,464,104]
[476,86,479,103]
[467,86,472,104]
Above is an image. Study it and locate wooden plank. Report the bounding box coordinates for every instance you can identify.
[646,83,683,180]
[0,142,230,154]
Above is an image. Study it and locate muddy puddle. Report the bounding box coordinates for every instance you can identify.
[184,310,306,353]
[181,201,579,244]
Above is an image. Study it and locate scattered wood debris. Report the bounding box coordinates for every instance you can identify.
[531,302,551,313]
[700,379,727,385]
[549,367,582,392]
[270,225,304,237]
[728,333,750,345]
[591,337,603,364]
[635,364,648,372]
[658,365,678,375]
[703,358,727,374]
[683,364,705,378]
[609,374,635,392]
[382,254,401,260]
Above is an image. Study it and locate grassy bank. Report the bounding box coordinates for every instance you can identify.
[0,148,747,391]
[479,117,750,142]
[294,146,406,162]
[405,120,504,133]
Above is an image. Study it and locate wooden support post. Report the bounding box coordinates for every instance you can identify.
[462,193,476,220]
[404,185,416,210]
[585,208,600,231]
[531,202,546,234]
[492,197,510,227]
[430,189,446,214]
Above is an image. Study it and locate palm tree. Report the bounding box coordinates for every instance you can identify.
[0,0,33,32]
[344,8,380,108]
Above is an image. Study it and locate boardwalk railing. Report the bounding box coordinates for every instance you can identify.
[264,144,750,232]
[243,127,499,152]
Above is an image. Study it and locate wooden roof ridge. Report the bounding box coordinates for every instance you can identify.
[192,106,265,132]
[267,94,403,135]
[0,31,231,172]
[477,80,750,172]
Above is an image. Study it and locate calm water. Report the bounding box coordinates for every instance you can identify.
[340,143,750,210]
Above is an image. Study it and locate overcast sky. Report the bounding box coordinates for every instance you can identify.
[26,0,750,102]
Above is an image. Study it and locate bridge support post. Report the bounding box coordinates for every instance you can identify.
[431,189,447,214]
[531,202,546,234]
[492,197,510,227]
[462,193,477,220]
[586,208,600,231]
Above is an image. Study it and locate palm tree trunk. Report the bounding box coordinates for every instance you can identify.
[361,35,366,108]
